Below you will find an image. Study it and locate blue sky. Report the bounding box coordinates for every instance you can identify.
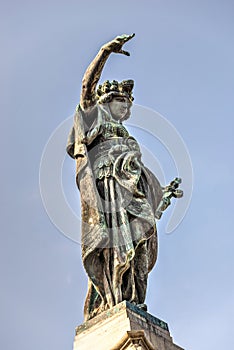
[1,1,234,349]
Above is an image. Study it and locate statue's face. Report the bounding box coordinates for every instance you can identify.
[109,96,130,121]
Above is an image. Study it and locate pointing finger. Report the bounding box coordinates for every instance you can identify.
[119,49,130,56]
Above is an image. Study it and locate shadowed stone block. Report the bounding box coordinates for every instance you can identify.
[73,301,184,350]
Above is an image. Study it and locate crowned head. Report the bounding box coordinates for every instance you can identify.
[96,80,134,121]
[96,79,134,104]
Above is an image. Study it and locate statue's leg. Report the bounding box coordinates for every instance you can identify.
[83,280,102,321]
[83,251,107,318]
[102,248,115,307]
[134,242,148,304]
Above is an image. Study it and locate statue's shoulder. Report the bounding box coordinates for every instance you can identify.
[74,103,100,127]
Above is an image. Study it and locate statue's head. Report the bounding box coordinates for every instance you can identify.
[96,79,134,121]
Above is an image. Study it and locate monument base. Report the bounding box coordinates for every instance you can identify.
[73,301,184,350]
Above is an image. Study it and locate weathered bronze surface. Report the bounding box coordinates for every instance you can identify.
[66,34,183,321]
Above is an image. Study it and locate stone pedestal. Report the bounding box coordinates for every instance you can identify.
[73,301,184,350]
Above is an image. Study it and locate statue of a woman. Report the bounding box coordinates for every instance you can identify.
[67,34,181,321]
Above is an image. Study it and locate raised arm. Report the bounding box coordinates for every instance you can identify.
[80,33,135,110]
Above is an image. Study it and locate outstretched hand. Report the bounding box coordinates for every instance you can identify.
[102,33,135,56]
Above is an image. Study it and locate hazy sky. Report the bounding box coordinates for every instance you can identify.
[1,1,234,349]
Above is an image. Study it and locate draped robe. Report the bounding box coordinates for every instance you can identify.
[67,103,163,320]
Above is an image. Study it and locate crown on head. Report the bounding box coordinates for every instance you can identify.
[96,79,134,103]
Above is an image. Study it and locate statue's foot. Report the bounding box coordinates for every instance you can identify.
[137,303,147,311]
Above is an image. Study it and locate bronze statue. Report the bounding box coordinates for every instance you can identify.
[66,34,182,321]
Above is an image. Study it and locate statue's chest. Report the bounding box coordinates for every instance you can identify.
[101,122,129,139]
